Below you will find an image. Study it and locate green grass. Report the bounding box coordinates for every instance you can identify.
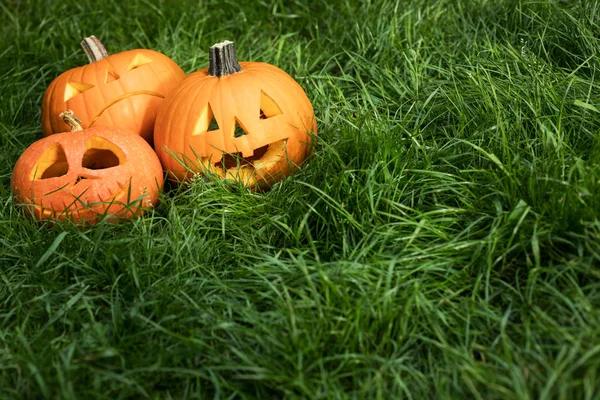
[2,0,600,398]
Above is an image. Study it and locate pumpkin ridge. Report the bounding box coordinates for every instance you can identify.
[203,80,226,159]
[181,76,220,162]
[147,51,182,95]
[104,56,124,131]
[184,76,213,147]
[161,73,203,156]
[162,78,190,163]
[76,65,94,130]
[44,79,61,133]
[221,78,244,154]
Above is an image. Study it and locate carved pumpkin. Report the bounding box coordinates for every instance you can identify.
[153,40,317,188]
[11,111,164,224]
[41,36,185,144]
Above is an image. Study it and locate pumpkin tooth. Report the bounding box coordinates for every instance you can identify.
[107,181,130,204]
[34,205,55,219]
[217,143,273,170]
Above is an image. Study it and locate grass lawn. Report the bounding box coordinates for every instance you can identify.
[1,0,600,398]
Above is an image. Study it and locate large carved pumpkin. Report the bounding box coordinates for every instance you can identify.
[11,111,164,224]
[153,40,317,188]
[41,36,185,144]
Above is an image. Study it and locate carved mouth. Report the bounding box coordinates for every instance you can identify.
[168,139,288,186]
[208,139,289,186]
[29,180,134,221]
[217,143,270,169]
[213,139,286,171]
[88,90,164,127]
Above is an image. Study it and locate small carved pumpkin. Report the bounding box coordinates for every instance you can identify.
[41,36,185,144]
[153,40,317,188]
[11,112,164,224]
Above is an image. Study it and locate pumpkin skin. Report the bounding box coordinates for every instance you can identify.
[41,36,185,144]
[154,41,317,188]
[11,113,164,224]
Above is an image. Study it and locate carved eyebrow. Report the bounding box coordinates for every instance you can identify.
[127,53,154,71]
[64,82,95,101]
[104,69,120,83]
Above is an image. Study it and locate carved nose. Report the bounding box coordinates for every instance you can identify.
[74,175,99,186]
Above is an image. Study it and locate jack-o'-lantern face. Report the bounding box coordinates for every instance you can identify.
[11,114,164,224]
[41,36,185,144]
[154,41,317,188]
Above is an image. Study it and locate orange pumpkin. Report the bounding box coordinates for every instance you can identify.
[11,111,164,224]
[41,36,185,144]
[153,40,317,188]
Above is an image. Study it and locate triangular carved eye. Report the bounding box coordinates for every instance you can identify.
[193,104,220,135]
[31,143,69,180]
[64,82,95,101]
[259,91,283,119]
[233,118,247,137]
[127,53,154,71]
[104,69,120,83]
[82,137,125,170]
[208,116,219,131]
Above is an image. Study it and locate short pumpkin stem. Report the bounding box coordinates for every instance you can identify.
[60,110,84,132]
[81,35,109,63]
[208,40,242,77]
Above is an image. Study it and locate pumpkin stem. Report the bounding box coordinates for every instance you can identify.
[60,110,84,132]
[81,35,109,63]
[208,40,242,77]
